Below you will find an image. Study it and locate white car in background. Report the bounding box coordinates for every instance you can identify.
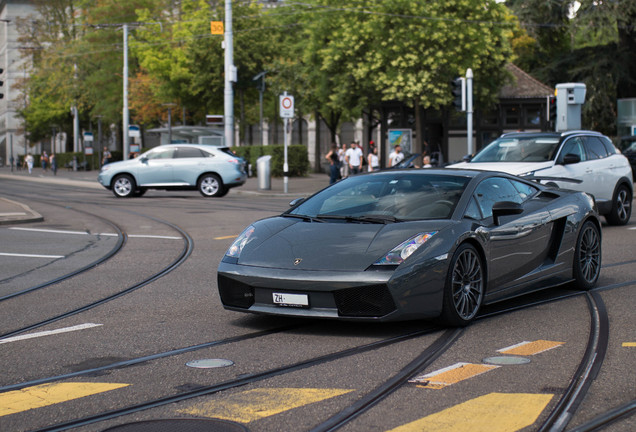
[97,144,247,198]
[450,130,633,225]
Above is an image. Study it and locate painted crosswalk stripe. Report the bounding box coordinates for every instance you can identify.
[180,388,353,423]
[0,382,129,417]
[498,340,563,356]
[0,323,102,345]
[386,392,553,432]
[409,362,499,390]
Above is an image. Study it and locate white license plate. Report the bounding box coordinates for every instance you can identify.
[273,292,309,307]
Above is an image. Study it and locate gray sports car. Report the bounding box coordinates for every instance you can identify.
[217,169,601,326]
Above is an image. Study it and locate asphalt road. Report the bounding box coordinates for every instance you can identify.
[0,175,634,432]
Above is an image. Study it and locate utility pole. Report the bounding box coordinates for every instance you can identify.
[123,24,130,160]
[224,0,235,147]
[466,68,473,156]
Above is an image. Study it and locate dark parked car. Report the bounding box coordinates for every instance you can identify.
[617,135,636,181]
[218,169,601,326]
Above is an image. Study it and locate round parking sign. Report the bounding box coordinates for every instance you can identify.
[280,94,294,118]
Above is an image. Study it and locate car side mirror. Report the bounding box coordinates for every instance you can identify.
[140,156,148,163]
[463,154,473,162]
[561,153,581,165]
[492,201,523,225]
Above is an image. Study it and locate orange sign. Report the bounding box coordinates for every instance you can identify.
[210,21,223,35]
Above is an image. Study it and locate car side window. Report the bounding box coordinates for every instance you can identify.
[146,148,174,160]
[176,147,205,158]
[599,136,617,155]
[510,179,538,200]
[464,197,482,220]
[584,137,609,160]
[474,177,523,219]
[558,137,586,163]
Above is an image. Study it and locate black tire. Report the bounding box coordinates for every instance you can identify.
[605,184,632,226]
[132,188,146,197]
[112,174,136,198]
[573,220,601,290]
[439,243,485,326]
[198,173,226,197]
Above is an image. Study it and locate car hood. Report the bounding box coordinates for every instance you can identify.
[237,217,452,271]
[449,161,553,175]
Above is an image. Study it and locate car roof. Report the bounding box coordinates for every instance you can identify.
[500,130,607,140]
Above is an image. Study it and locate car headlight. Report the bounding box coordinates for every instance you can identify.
[374,231,437,265]
[225,225,255,258]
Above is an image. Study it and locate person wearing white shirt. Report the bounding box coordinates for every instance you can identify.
[345,141,363,175]
[388,145,404,167]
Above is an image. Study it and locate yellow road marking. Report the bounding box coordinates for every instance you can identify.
[215,235,238,240]
[180,387,353,423]
[387,392,553,432]
[623,342,636,347]
[498,340,563,356]
[410,363,499,389]
[0,382,129,417]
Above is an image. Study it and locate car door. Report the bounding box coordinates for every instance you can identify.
[136,147,176,186]
[472,177,552,294]
[549,136,601,198]
[172,146,208,186]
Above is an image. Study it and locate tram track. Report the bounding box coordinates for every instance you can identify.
[0,199,194,340]
[10,277,632,432]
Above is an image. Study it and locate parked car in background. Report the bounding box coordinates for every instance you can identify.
[218,169,601,326]
[97,144,247,198]
[450,130,633,225]
[617,135,636,181]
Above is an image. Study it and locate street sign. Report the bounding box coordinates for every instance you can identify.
[129,125,140,138]
[211,21,223,35]
[83,131,93,142]
[280,94,294,118]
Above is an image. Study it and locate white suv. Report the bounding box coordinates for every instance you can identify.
[450,130,633,225]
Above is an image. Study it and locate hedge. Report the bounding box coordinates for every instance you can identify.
[231,145,309,177]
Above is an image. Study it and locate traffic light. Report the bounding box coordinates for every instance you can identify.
[547,94,557,125]
[451,77,465,111]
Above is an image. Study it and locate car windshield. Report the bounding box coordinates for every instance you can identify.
[287,172,470,221]
[471,136,560,163]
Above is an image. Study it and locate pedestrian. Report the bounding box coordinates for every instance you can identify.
[422,155,432,168]
[325,143,341,184]
[102,146,112,166]
[367,146,379,172]
[25,153,34,174]
[50,153,57,175]
[388,144,404,167]
[41,151,49,172]
[337,143,348,178]
[345,141,363,175]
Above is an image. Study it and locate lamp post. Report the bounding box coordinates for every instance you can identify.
[163,103,177,144]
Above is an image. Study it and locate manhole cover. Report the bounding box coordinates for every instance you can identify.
[186,359,234,369]
[483,356,531,365]
[102,418,248,432]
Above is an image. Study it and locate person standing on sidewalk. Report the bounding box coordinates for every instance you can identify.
[25,153,34,174]
[50,153,57,175]
[345,141,363,175]
[325,143,341,184]
[41,151,49,172]
[102,146,112,166]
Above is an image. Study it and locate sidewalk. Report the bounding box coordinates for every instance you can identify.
[0,165,330,225]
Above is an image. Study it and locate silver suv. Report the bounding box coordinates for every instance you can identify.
[451,130,633,225]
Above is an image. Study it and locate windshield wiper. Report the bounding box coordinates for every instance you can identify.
[281,213,325,223]
[316,214,401,224]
